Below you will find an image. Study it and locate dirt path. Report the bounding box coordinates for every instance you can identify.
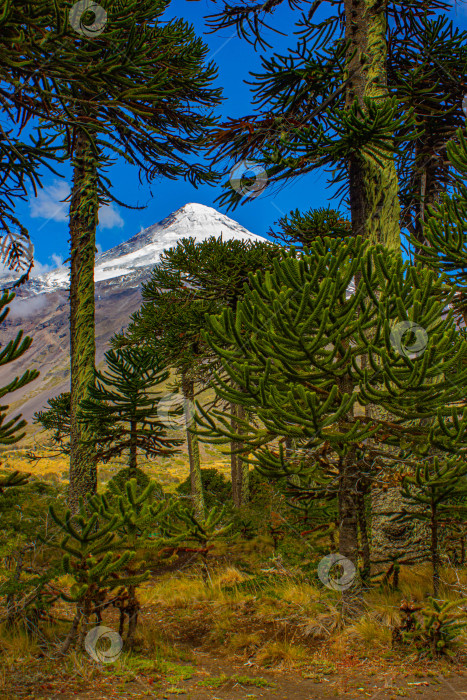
[5,652,466,700]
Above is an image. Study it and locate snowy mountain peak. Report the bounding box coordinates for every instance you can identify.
[25,203,267,295]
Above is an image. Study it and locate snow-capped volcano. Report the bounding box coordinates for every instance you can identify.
[27,202,266,294]
[1,204,268,424]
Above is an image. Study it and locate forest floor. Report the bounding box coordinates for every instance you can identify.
[2,563,466,700]
[1,455,466,700]
[3,645,466,700]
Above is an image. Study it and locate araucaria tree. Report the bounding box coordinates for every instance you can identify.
[120,263,218,520]
[138,236,280,508]
[79,346,183,475]
[396,458,467,596]
[414,127,467,322]
[1,1,222,509]
[206,0,448,248]
[196,236,467,610]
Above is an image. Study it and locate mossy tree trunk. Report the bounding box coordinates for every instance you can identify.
[69,127,99,511]
[129,419,137,474]
[338,449,363,611]
[357,491,371,582]
[182,374,205,520]
[236,402,249,506]
[431,496,440,596]
[230,402,240,507]
[337,371,363,611]
[344,0,401,249]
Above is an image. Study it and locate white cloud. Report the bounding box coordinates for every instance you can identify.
[29,180,70,222]
[29,180,125,230]
[51,253,64,268]
[99,203,124,230]
[0,252,64,279]
[8,294,52,318]
[30,259,55,277]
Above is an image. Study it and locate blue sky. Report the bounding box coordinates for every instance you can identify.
[16,0,467,275]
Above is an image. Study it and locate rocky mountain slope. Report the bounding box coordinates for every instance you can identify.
[1,203,267,427]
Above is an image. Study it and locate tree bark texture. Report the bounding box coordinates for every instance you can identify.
[182,374,205,520]
[69,127,99,511]
[344,0,401,249]
[129,419,137,473]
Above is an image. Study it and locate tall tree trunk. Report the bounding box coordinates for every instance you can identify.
[357,491,371,582]
[230,401,240,507]
[129,419,137,474]
[337,369,363,612]
[338,450,363,612]
[182,374,205,520]
[69,127,99,511]
[344,0,401,249]
[344,0,405,572]
[431,497,440,596]
[236,402,249,506]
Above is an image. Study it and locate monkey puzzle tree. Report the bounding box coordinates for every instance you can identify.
[121,266,219,520]
[36,347,183,482]
[396,457,467,596]
[206,0,467,253]
[387,15,467,248]
[267,207,352,248]
[78,346,184,474]
[196,236,467,610]
[206,0,450,248]
[413,127,467,322]
[0,1,222,509]
[0,1,75,286]
[138,235,280,508]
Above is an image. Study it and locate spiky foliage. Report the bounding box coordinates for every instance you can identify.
[79,346,183,473]
[148,236,280,309]
[49,497,148,652]
[204,0,447,51]
[196,236,467,606]
[34,392,112,464]
[207,0,466,252]
[0,470,30,494]
[0,0,222,508]
[34,393,71,452]
[394,597,467,658]
[170,504,234,580]
[0,478,64,626]
[88,478,179,643]
[119,264,221,520]
[91,479,173,546]
[0,2,74,284]
[205,0,436,248]
[388,15,467,247]
[137,236,279,508]
[396,458,467,595]
[414,127,467,321]
[268,207,352,248]
[0,291,39,445]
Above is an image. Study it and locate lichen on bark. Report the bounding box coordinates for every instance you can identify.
[344,0,401,250]
[69,127,99,511]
